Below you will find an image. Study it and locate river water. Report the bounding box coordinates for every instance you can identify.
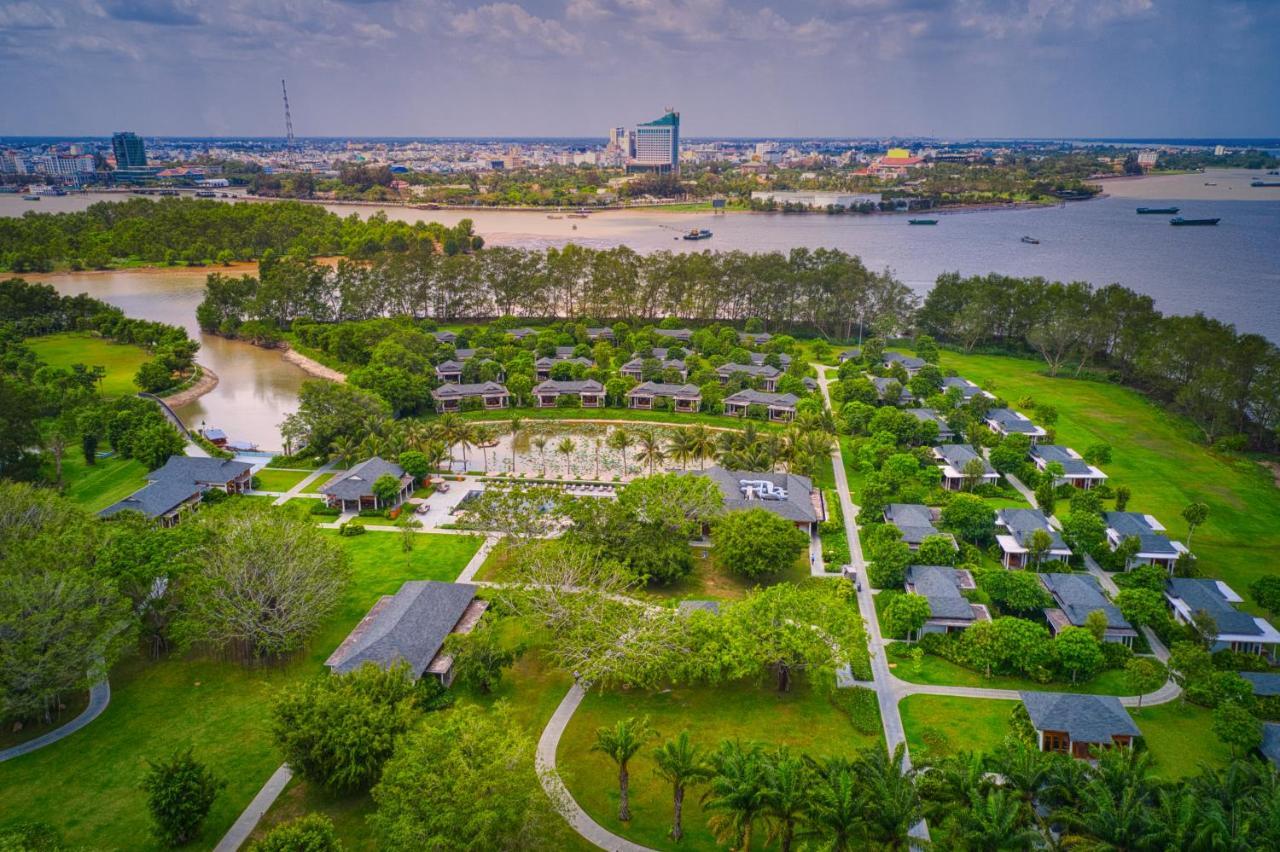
[5,169,1278,447]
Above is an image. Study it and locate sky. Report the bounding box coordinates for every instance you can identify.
[1,0,1278,138]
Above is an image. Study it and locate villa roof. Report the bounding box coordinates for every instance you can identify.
[905,565,982,621]
[1263,724,1280,768]
[1166,578,1268,637]
[1032,445,1104,478]
[748,352,791,367]
[431,381,509,400]
[1020,692,1140,742]
[941,376,987,399]
[883,352,927,371]
[716,362,781,378]
[535,355,594,369]
[696,466,821,524]
[738,331,772,344]
[434,360,464,373]
[654,328,693,340]
[986,408,1044,434]
[869,375,913,400]
[628,381,701,399]
[326,581,478,678]
[997,508,1070,552]
[884,503,941,544]
[432,330,457,343]
[507,327,538,339]
[934,444,995,475]
[320,456,409,501]
[533,379,604,395]
[723,389,798,408]
[1040,573,1132,632]
[1105,512,1180,556]
[1242,672,1280,697]
[621,357,686,372]
[151,456,252,485]
[99,455,252,520]
[904,408,952,433]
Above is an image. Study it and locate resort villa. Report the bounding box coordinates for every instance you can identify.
[933,444,999,491]
[620,356,687,381]
[99,456,253,526]
[696,467,826,534]
[533,379,605,408]
[984,409,1048,443]
[1030,445,1108,489]
[430,381,511,413]
[883,503,955,551]
[722,389,798,421]
[715,362,782,391]
[326,580,488,686]
[319,456,414,513]
[626,382,702,412]
[1165,578,1280,660]
[905,408,955,441]
[1021,692,1140,759]
[904,565,991,636]
[941,376,994,401]
[869,375,914,404]
[654,328,694,342]
[1104,511,1189,571]
[995,508,1073,568]
[1040,572,1138,646]
[882,352,927,374]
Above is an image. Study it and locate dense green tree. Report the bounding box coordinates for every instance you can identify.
[712,508,809,579]
[442,613,519,694]
[884,593,931,640]
[1212,702,1262,757]
[1054,626,1104,683]
[139,748,225,847]
[249,814,341,852]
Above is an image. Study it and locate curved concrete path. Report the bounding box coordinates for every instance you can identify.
[0,679,110,763]
[537,684,657,852]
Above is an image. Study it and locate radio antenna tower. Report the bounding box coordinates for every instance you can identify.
[281,78,296,166]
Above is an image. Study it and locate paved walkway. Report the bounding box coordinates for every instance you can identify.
[212,764,293,852]
[0,679,110,763]
[272,462,335,507]
[457,535,501,583]
[536,684,657,852]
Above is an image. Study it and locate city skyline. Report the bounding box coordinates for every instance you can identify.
[1,0,1278,138]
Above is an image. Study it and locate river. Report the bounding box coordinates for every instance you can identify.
[6,169,1278,448]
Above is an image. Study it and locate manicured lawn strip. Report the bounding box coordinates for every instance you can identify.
[0,531,480,851]
[26,332,151,398]
[885,643,1131,695]
[303,472,336,493]
[59,453,149,512]
[942,352,1280,613]
[900,694,1016,759]
[252,468,311,492]
[559,679,883,851]
[1134,701,1230,780]
[266,455,327,470]
[639,549,812,603]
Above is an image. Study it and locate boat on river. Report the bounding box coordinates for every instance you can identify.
[1136,207,1179,214]
[907,218,938,225]
[1251,180,1280,187]
[1170,217,1221,226]
[566,213,589,219]
[683,228,713,241]
[547,214,563,219]
[1021,236,1040,244]
[22,195,39,201]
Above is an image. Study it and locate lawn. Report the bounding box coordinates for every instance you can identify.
[0,531,481,851]
[1133,700,1231,779]
[885,642,1133,695]
[559,678,884,851]
[58,452,150,512]
[899,694,1017,761]
[941,351,1280,613]
[252,468,312,492]
[26,332,152,398]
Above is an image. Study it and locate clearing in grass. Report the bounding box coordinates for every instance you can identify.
[25,332,152,398]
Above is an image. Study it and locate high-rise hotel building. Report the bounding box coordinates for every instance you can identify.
[628,111,679,175]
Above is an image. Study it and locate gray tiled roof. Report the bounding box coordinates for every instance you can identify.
[535,356,594,369]
[533,379,604,395]
[1032,445,1094,476]
[716,362,781,378]
[320,457,408,501]
[885,503,940,544]
[883,352,927,371]
[869,375,913,401]
[434,360,464,374]
[1262,723,1280,768]
[654,328,693,340]
[748,352,791,367]
[935,444,995,475]
[100,476,203,519]
[906,565,978,621]
[997,508,1069,551]
[1020,692,1140,742]
[432,330,457,343]
[905,408,953,434]
[1040,573,1132,631]
[431,381,508,400]
[453,347,477,361]
[1242,672,1280,697]
[986,408,1041,433]
[507,327,538,339]
[738,331,772,344]
[1105,512,1178,555]
[697,467,819,524]
[621,357,686,373]
[327,581,477,677]
[628,381,701,398]
[941,376,985,399]
[723,389,798,407]
[1166,578,1262,636]
[151,456,252,485]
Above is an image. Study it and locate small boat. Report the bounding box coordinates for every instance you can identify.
[225,439,259,452]
[1251,180,1280,187]
[22,195,39,201]
[1136,207,1179,214]
[566,213,588,219]
[1170,217,1221,226]
[547,214,563,219]
[1021,236,1040,244]
[1267,170,1279,176]
[907,218,938,225]
[1204,182,1217,186]
[195,190,216,198]
[682,228,713,241]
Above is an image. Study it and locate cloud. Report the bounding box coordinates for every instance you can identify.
[59,33,142,58]
[100,0,200,26]
[0,1,67,28]
[450,2,583,56]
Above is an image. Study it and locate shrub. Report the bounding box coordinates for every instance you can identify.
[1100,640,1133,670]
[249,814,341,852]
[338,521,365,537]
[827,686,880,735]
[309,503,342,517]
[140,748,225,847]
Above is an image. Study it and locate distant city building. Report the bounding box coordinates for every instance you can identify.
[112,132,147,169]
[628,110,679,175]
[607,126,633,156]
[1214,145,1228,156]
[750,190,881,209]
[1137,150,1159,169]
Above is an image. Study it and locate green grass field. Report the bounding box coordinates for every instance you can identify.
[885,643,1132,695]
[252,468,312,492]
[59,453,150,512]
[558,679,883,851]
[900,694,1017,760]
[0,530,481,851]
[1132,700,1231,779]
[939,352,1280,613]
[26,332,151,398]
[639,549,813,603]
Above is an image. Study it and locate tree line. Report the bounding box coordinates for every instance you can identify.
[917,272,1280,449]
[0,197,481,272]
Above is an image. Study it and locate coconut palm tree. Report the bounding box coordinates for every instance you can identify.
[404,419,433,453]
[421,440,448,474]
[607,428,634,476]
[761,748,814,852]
[703,740,768,851]
[532,435,548,476]
[651,731,712,842]
[687,424,715,470]
[635,429,665,475]
[507,414,524,473]
[958,788,1043,851]
[803,756,864,852]
[762,432,789,472]
[359,432,385,460]
[855,744,922,851]
[666,428,696,469]
[473,425,497,472]
[592,716,655,822]
[328,435,359,468]
[454,419,476,471]
[436,413,464,466]
[556,437,575,476]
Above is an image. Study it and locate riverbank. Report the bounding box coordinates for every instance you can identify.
[159,363,218,408]
[280,345,346,382]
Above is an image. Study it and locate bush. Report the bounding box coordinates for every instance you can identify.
[338,521,365,537]
[140,748,225,847]
[1212,649,1272,672]
[827,686,881,735]
[249,814,342,852]
[1100,640,1133,670]
[309,502,342,517]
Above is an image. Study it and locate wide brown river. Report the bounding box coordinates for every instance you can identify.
[7,168,1278,447]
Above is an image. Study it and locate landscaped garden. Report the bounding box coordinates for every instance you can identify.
[885,641,1132,695]
[899,694,1016,759]
[251,467,313,492]
[58,452,150,512]
[25,332,152,398]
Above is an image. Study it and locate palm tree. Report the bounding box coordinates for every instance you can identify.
[703,740,768,851]
[328,435,359,468]
[651,731,712,842]
[454,419,476,471]
[404,419,432,452]
[607,428,634,476]
[761,748,814,852]
[635,429,665,475]
[507,414,524,473]
[762,432,789,472]
[591,716,655,823]
[803,756,864,852]
[532,435,548,476]
[1053,749,1158,851]
[436,413,464,466]
[958,788,1043,850]
[666,428,696,469]
[855,744,921,851]
[687,424,715,470]
[556,437,576,476]
[473,425,497,472]
[421,440,448,475]
[359,432,385,460]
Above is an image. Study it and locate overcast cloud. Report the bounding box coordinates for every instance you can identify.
[1,0,1276,137]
